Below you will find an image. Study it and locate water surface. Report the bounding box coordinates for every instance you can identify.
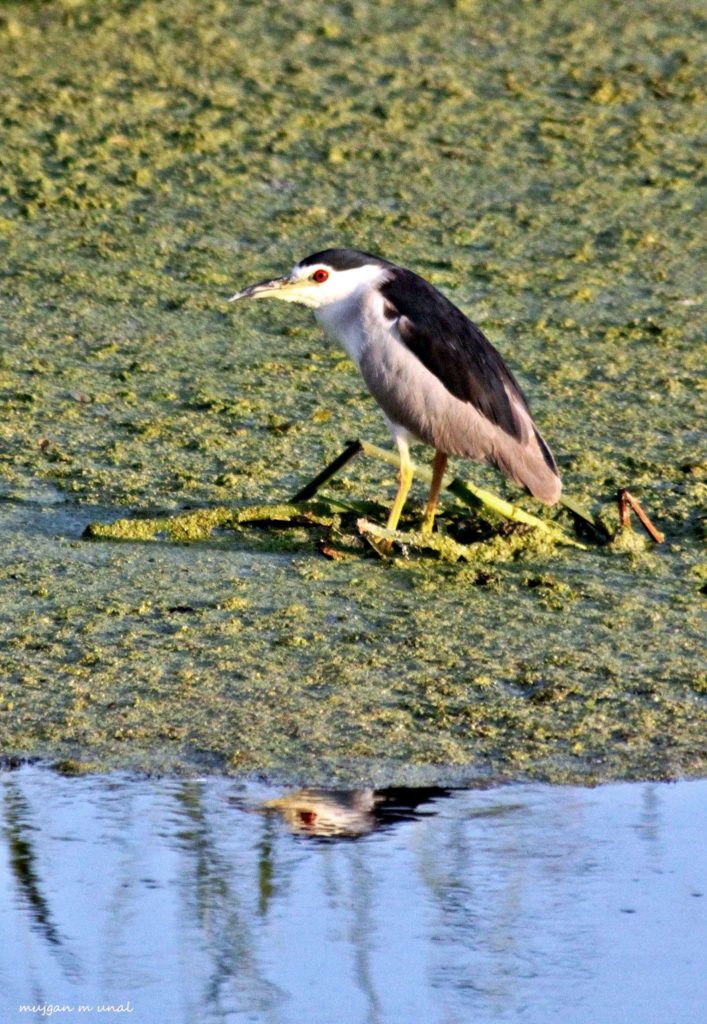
[2,767,705,1024]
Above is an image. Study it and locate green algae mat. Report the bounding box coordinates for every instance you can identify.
[0,0,704,784]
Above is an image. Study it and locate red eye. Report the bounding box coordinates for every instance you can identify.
[312,269,329,283]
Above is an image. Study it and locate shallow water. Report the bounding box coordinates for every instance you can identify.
[1,766,705,1024]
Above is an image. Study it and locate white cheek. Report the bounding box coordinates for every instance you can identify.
[283,289,320,307]
[319,280,356,303]
[296,280,352,308]
[306,265,390,307]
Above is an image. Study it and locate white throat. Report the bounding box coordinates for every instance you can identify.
[309,264,390,364]
[314,292,369,365]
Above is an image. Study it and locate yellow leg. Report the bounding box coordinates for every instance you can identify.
[421,450,448,534]
[380,437,413,553]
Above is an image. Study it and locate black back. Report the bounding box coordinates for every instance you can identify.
[380,267,530,441]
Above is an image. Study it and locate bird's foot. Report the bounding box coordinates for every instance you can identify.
[420,514,435,536]
[373,537,394,557]
[356,517,396,558]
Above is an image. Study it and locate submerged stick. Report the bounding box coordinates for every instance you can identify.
[617,488,664,543]
[292,439,585,548]
[291,440,363,502]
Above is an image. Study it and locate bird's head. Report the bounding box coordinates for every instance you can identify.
[229,248,392,310]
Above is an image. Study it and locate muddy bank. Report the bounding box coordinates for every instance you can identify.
[0,0,704,783]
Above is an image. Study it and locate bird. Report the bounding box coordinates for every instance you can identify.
[229,248,561,548]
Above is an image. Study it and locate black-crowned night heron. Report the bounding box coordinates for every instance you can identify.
[230,249,561,546]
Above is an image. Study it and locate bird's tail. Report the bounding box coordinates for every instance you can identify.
[493,426,562,506]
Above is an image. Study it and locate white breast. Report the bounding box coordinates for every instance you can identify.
[314,291,369,367]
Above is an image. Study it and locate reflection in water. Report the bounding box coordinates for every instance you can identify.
[171,782,285,1018]
[4,785,63,948]
[1,768,705,1024]
[260,787,449,838]
[2,783,81,983]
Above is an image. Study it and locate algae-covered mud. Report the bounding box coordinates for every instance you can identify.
[0,0,704,783]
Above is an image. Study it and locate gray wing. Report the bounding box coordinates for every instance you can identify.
[381,271,528,436]
[379,268,558,475]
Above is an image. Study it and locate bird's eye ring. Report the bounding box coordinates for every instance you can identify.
[311,269,329,283]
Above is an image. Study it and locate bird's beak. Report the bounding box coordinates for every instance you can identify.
[228,275,294,303]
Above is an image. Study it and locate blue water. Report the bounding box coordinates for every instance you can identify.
[1,768,705,1024]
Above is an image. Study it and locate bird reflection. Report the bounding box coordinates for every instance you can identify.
[262,787,449,839]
